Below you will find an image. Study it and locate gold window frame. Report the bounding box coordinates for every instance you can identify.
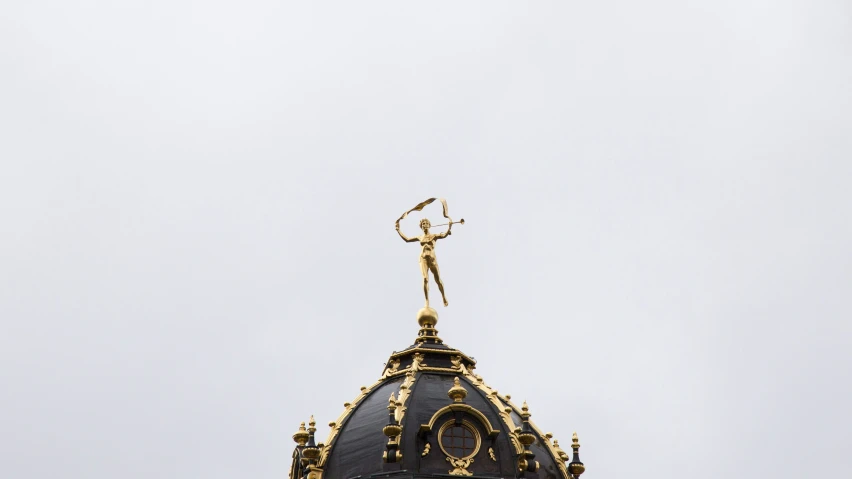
[437,419,482,461]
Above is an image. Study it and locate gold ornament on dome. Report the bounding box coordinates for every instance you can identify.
[437,419,481,476]
[395,198,464,309]
[447,377,468,403]
[292,421,309,446]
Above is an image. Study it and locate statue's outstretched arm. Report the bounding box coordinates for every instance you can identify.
[395,221,418,243]
[435,222,453,239]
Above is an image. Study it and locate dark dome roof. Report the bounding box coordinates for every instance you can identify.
[288,309,584,479]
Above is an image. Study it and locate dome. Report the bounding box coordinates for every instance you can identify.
[288,307,586,479]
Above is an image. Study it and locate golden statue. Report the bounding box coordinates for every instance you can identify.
[395,198,464,308]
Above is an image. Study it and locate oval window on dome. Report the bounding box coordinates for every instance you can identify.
[438,420,481,460]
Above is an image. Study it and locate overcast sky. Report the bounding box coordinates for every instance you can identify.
[2,2,851,478]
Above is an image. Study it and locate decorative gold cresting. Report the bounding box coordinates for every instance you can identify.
[454,366,524,455]
[499,395,571,479]
[395,198,464,309]
[553,439,569,463]
[319,380,384,467]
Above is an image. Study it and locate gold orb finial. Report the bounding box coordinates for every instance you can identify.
[388,392,398,410]
[447,376,468,402]
[416,306,439,328]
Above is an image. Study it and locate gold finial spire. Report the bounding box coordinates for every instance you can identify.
[521,400,530,418]
[301,415,321,462]
[395,198,464,309]
[447,376,468,402]
[292,421,309,446]
[382,392,403,463]
[568,431,585,477]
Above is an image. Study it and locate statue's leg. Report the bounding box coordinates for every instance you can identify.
[420,257,430,307]
[430,260,448,307]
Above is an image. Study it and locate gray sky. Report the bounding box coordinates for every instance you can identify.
[1,1,851,478]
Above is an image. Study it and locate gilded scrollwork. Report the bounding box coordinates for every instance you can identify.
[394,370,417,423]
[411,352,426,371]
[382,359,401,378]
[446,457,474,476]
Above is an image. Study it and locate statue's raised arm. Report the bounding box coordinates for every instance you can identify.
[395,220,417,243]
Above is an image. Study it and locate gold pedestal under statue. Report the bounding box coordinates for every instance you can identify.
[416,306,441,344]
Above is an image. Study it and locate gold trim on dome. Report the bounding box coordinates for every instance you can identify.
[394,370,418,423]
[383,365,464,380]
[456,367,523,454]
[306,466,323,479]
[446,457,474,477]
[288,449,300,479]
[388,347,476,365]
[318,357,428,467]
[499,395,571,479]
[317,379,383,467]
[437,419,481,460]
[382,359,401,378]
[437,419,480,476]
[315,345,567,474]
[420,403,500,437]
